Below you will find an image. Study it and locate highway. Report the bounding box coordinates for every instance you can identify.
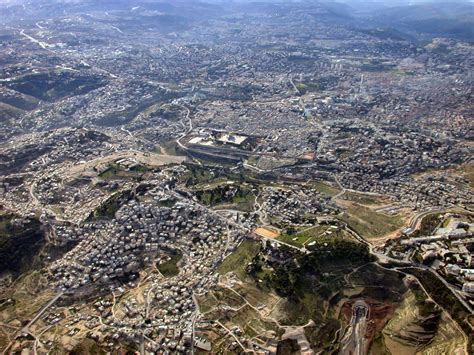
[339,300,369,355]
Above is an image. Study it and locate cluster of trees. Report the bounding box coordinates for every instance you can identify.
[303,238,373,266]
[411,214,441,238]
[89,190,134,220]
[195,184,253,206]
[0,214,44,275]
[247,239,372,298]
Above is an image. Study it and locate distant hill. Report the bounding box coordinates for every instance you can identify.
[365,2,474,42]
[372,2,474,21]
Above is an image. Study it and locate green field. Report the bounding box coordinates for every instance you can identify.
[99,164,148,180]
[213,287,246,308]
[339,204,404,239]
[307,181,340,197]
[217,239,260,280]
[157,250,182,277]
[343,191,385,205]
[278,223,353,248]
[197,293,219,313]
[278,225,334,247]
[410,213,441,238]
[304,319,341,354]
[195,183,256,212]
[89,190,133,220]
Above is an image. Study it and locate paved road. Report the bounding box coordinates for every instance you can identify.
[21,292,64,334]
[331,174,346,200]
[20,29,52,51]
[408,209,443,230]
[340,300,369,355]
[396,264,474,315]
[191,292,200,355]
[175,105,192,150]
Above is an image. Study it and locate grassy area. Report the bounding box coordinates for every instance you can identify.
[195,183,256,212]
[222,305,262,336]
[277,283,326,325]
[191,178,230,191]
[0,270,55,323]
[361,61,396,72]
[246,155,259,166]
[0,214,12,239]
[305,319,342,354]
[213,287,246,308]
[218,239,260,280]
[160,139,181,156]
[199,283,281,340]
[278,225,331,247]
[350,263,406,291]
[233,282,278,309]
[442,217,452,228]
[183,164,218,185]
[381,280,457,353]
[212,237,423,351]
[98,166,118,179]
[0,214,44,275]
[343,191,385,206]
[220,302,280,338]
[99,164,148,181]
[89,190,133,220]
[265,239,372,325]
[307,181,340,197]
[197,293,219,313]
[339,203,405,239]
[157,250,182,277]
[279,225,353,248]
[410,213,441,238]
[0,328,9,353]
[295,80,322,94]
